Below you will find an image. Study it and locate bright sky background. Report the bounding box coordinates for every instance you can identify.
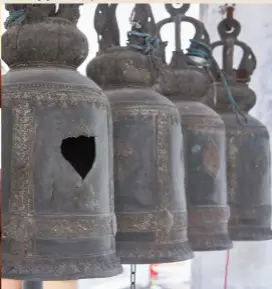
[1,4,199,167]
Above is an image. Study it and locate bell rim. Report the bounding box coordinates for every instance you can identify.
[188,233,233,252]
[117,241,194,264]
[229,227,272,242]
[2,254,123,280]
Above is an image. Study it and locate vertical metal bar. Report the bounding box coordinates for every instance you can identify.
[174,15,182,51]
[222,39,234,76]
[22,281,43,289]
[130,264,136,289]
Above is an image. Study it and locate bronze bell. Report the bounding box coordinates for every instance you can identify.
[204,17,272,241]
[155,4,232,251]
[87,4,193,264]
[2,4,122,280]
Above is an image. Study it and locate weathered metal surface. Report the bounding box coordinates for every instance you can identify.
[204,15,272,241]
[156,4,232,251]
[2,4,122,280]
[87,4,193,264]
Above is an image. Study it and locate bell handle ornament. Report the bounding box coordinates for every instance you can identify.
[157,3,212,72]
[94,4,120,52]
[55,4,83,25]
[129,4,157,36]
[210,13,257,83]
[199,24,210,44]
[205,6,257,120]
[127,3,166,57]
[156,4,205,52]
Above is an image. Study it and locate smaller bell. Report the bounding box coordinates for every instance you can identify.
[204,16,272,241]
[155,4,232,251]
[87,4,193,264]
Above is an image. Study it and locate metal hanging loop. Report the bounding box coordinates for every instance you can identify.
[164,4,190,16]
[218,18,241,39]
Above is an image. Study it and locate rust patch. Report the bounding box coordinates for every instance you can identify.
[203,140,220,178]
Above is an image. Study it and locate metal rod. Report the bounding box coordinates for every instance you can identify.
[130,264,136,289]
[22,281,43,289]
[174,14,182,51]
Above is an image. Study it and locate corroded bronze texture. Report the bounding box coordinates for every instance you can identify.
[158,68,232,251]
[205,15,272,241]
[2,4,122,280]
[155,4,232,251]
[87,46,193,263]
[87,3,193,262]
[88,4,194,264]
[205,83,272,241]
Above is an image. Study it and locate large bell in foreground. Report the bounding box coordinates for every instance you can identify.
[2,4,121,280]
[204,17,272,241]
[155,4,232,251]
[87,4,193,264]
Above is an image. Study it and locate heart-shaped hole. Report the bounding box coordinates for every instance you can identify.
[61,136,96,180]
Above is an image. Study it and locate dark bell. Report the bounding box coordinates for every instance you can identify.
[155,4,232,251]
[205,17,272,241]
[158,61,232,251]
[87,46,194,264]
[205,82,272,241]
[2,5,122,280]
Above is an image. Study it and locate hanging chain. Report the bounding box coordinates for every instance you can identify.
[130,264,137,289]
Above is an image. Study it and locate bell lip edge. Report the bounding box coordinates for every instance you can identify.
[120,253,194,265]
[1,266,123,281]
[229,235,272,242]
[188,234,233,252]
[119,247,195,264]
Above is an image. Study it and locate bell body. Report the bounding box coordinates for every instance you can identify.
[87,47,193,264]
[158,66,232,251]
[109,88,193,264]
[176,101,232,251]
[2,17,121,280]
[221,113,272,240]
[205,82,272,241]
